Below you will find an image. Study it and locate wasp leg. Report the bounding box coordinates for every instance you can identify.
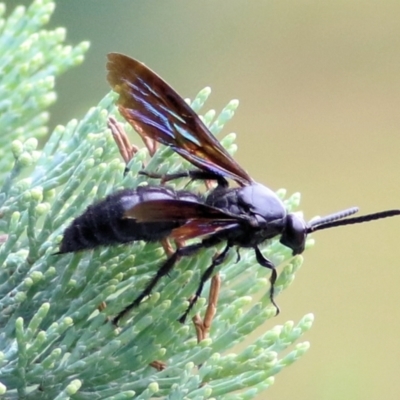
[203,273,221,336]
[235,248,241,263]
[160,238,175,257]
[108,117,139,168]
[142,136,158,156]
[192,273,221,342]
[254,246,280,315]
[179,243,231,324]
[108,116,159,161]
[113,241,207,325]
[162,238,220,342]
[160,238,185,278]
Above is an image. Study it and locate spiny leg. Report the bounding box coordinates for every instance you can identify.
[113,241,206,325]
[254,246,280,315]
[160,237,186,278]
[160,237,216,342]
[202,273,221,339]
[192,246,240,340]
[179,243,231,324]
[108,117,139,166]
[108,116,158,159]
[192,273,221,343]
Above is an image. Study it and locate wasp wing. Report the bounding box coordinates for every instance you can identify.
[125,199,244,222]
[170,220,239,241]
[124,199,243,241]
[107,53,253,186]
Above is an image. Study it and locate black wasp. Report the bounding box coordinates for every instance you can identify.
[59,53,400,325]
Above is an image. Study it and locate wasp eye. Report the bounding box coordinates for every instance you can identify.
[280,214,306,255]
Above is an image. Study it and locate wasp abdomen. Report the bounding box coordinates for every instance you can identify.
[58,186,201,254]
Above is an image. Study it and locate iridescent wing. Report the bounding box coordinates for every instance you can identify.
[125,199,241,221]
[107,53,253,186]
[125,199,243,241]
[170,220,239,241]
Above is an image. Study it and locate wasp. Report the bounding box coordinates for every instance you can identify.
[59,53,400,326]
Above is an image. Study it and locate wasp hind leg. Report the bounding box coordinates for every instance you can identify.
[192,273,221,343]
[113,241,207,325]
[180,243,231,343]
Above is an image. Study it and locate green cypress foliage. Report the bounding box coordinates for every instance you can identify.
[0,1,312,398]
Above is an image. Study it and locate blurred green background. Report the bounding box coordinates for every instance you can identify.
[7,0,400,399]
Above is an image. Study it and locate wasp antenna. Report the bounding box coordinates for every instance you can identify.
[307,209,400,233]
[307,207,359,230]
